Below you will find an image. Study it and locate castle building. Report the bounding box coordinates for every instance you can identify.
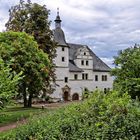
[51,11,113,101]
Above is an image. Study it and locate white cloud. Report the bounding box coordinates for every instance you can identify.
[100,57,114,68]
[0,0,140,67]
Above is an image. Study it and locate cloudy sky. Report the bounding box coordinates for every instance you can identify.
[0,0,140,67]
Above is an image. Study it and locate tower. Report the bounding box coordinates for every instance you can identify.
[53,8,69,67]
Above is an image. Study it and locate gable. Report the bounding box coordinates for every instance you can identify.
[68,43,111,72]
[74,46,92,59]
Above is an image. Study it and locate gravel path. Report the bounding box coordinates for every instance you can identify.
[0,119,27,132]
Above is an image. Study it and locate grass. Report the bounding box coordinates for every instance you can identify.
[0,105,49,127]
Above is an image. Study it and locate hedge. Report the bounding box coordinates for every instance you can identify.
[1,90,140,140]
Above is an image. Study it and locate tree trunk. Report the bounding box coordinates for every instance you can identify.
[28,93,33,107]
[22,83,28,107]
[23,92,27,107]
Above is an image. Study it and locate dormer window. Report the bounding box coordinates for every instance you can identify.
[85,73,88,80]
[86,60,89,66]
[84,52,86,55]
[62,47,65,51]
[81,60,84,65]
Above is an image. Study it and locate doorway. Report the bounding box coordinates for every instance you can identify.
[72,93,79,100]
[63,91,69,101]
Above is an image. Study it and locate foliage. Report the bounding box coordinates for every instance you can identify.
[0,31,50,107]
[6,0,57,94]
[82,88,91,99]
[1,90,140,139]
[0,58,21,109]
[111,45,140,99]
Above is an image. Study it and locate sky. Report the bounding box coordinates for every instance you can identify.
[0,0,140,67]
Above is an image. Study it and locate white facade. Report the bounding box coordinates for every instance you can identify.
[51,12,113,101]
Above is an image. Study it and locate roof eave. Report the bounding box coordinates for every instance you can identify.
[93,69,111,72]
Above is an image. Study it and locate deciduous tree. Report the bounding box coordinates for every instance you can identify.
[0,31,50,107]
[6,0,56,94]
[111,44,140,98]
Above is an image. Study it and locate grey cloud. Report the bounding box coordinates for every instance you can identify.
[0,0,140,67]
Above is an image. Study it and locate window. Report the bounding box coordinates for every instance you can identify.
[105,75,107,81]
[74,74,78,80]
[86,60,89,66]
[102,75,107,81]
[85,73,88,80]
[82,73,85,80]
[95,75,98,81]
[104,88,107,94]
[62,57,65,62]
[84,88,88,92]
[62,47,65,51]
[82,73,88,80]
[65,77,68,83]
[102,75,104,81]
[84,52,86,55]
[81,60,84,65]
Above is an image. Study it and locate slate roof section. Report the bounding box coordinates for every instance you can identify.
[68,43,82,60]
[53,28,68,47]
[68,43,111,72]
[87,47,111,72]
[69,60,83,72]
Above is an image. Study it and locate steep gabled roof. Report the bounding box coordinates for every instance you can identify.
[69,60,83,72]
[87,47,111,72]
[69,43,82,60]
[68,43,111,72]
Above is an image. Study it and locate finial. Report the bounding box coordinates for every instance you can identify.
[57,7,59,16]
[55,7,61,28]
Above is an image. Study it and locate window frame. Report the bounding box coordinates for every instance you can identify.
[62,47,65,51]
[64,77,68,83]
[85,73,88,80]
[81,60,84,65]
[102,75,107,81]
[95,75,98,81]
[74,74,78,80]
[62,57,65,62]
[86,60,89,66]
[82,73,88,80]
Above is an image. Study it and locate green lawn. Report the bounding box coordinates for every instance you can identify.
[0,105,48,127]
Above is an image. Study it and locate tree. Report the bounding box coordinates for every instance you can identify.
[0,58,21,109]
[0,31,51,107]
[111,44,140,98]
[5,0,57,94]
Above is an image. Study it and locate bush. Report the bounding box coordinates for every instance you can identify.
[1,90,140,139]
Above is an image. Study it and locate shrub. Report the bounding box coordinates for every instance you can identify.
[1,90,140,139]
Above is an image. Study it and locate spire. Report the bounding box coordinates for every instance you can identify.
[57,7,59,17]
[54,8,62,28]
